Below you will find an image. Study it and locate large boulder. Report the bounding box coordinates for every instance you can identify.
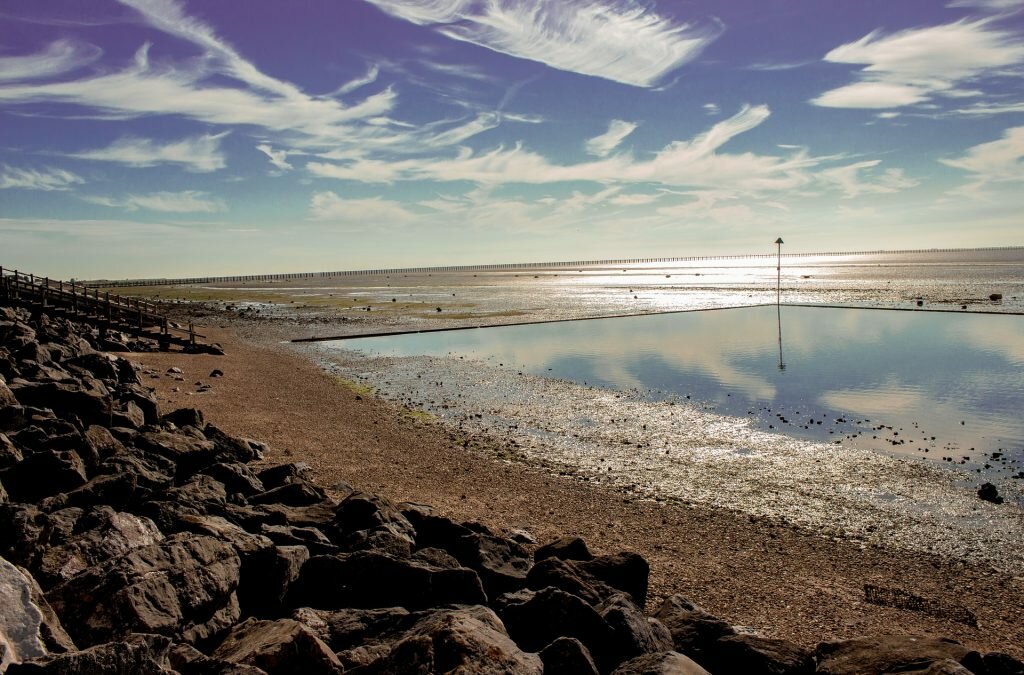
[653,595,735,663]
[47,533,241,647]
[353,606,542,675]
[815,635,982,675]
[497,587,613,669]
[33,508,163,588]
[539,637,600,675]
[6,633,173,674]
[288,551,487,610]
[211,618,342,675]
[7,382,110,427]
[0,451,88,503]
[705,633,814,675]
[1,556,49,667]
[598,594,674,665]
[611,651,711,674]
[535,536,594,563]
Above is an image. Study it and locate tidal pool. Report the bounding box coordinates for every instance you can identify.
[331,305,1024,476]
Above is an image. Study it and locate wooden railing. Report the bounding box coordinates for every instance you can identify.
[1,266,200,344]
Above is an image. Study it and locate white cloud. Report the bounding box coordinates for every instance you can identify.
[940,125,1024,196]
[309,192,416,225]
[307,105,833,196]
[82,190,226,213]
[0,2,399,147]
[949,100,1024,116]
[363,0,721,87]
[71,133,228,172]
[256,144,293,171]
[702,103,720,115]
[609,192,659,206]
[819,160,918,198]
[584,119,638,157]
[0,165,85,191]
[332,65,381,96]
[812,19,1024,109]
[947,0,1024,9]
[0,39,101,82]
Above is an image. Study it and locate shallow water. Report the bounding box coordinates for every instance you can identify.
[331,306,1024,478]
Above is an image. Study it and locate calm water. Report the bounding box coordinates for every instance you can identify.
[336,305,1024,476]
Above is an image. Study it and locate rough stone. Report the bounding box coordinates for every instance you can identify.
[497,587,613,669]
[578,552,650,609]
[535,536,594,563]
[238,546,309,619]
[815,635,980,675]
[1,451,88,503]
[211,618,342,675]
[289,551,487,610]
[356,606,542,675]
[653,595,735,663]
[599,594,674,665]
[0,556,48,666]
[539,637,600,675]
[611,651,711,675]
[5,633,173,674]
[47,533,241,647]
[705,633,814,675]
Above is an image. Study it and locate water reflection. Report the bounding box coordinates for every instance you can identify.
[334,306,1024,474]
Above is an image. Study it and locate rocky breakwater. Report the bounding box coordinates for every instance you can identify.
[1,303,1023,674]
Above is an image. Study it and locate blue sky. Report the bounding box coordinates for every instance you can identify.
[1,0,1022,278]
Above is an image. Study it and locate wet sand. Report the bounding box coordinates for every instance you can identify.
[127,322,1024,658]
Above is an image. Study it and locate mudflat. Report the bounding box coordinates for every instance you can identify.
[128,323,1024,658]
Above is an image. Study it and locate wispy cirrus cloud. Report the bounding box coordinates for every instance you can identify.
[940,125,1024,196]
[0,165,85,191]
[82,190,226,213]
[0,39,101,82]
[309,192,416,225]
[812,18,1024,109]
[584,119,638,157]
[308,105,827,196]
[363,0,721,87]
[819,160,918,198]
[71,133,228,172]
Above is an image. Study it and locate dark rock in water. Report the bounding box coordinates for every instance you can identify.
[289,551,486,610]
[540,636,600,675]
[978,482,1003,504]
[353,606,542,675]
[535,536,594,563]
[990,293,1003,301]
[5,633,172,674]
[211,618,342,675]
[1,450,88,503]
[162,408,205,430]
[814,635,981,675]
[705,633,814,675]
[599,594,674,665]
[611,651,711,674]
[653,595,736,663]
[47,533,242,647]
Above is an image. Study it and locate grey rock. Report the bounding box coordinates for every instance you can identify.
[611,651,711,674]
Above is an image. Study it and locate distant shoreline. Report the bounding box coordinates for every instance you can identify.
[84,245,1024,288]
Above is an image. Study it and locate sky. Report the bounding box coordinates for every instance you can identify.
[1,0,1023,279]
